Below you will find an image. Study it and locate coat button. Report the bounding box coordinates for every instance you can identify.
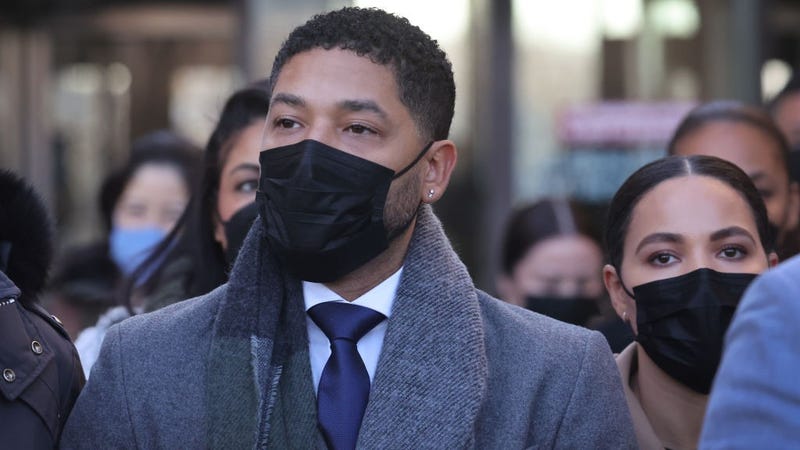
[3,369,15,382]
[31,340,43,355]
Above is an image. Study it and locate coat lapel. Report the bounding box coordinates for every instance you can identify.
[358,206,489,448]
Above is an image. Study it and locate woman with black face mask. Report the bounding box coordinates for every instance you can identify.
[602,155,777,450]
[496,199,605,327]
[123,80,270,315]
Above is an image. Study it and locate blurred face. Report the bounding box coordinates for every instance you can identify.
[672,121,799,232]
[112,163,189,232]
[604,175,774,333]
[774,93,800,148]
[213,121,264,249]
[509,235,604,304]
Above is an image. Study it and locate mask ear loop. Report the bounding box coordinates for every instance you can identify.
[393,140,435,179]
[615,266,637,300]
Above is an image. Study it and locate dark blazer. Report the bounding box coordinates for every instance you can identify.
[0,271,84,448]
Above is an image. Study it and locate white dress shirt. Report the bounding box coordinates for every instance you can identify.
[303,267,402,393]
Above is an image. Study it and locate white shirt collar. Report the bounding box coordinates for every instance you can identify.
[302,267,403,318]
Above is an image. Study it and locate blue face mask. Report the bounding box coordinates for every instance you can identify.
[109,227,166,282]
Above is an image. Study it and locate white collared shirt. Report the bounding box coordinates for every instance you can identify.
[303,267,402,393]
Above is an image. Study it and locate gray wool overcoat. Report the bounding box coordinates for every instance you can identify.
[61,206,636,449]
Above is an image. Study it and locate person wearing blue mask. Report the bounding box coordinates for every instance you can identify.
[603,155,777,449]
[125,80,270,315]
[73,130,201,377]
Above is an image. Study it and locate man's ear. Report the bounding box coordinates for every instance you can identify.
[603,264,638,334]
[420,140,457,203]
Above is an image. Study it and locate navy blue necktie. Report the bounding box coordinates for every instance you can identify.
[308,302,386,450]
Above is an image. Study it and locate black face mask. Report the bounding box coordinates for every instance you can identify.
[524,295,599,326]
[222,202,259,266]
[630,268,757,394]
[256,139,432,282]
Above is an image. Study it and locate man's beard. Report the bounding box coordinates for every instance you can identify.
[383,165,424,242]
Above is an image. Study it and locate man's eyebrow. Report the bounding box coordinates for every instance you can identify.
[271,93,305,108]
[709,226,757,244]
[338,99,387,119]
[635,232,682,254]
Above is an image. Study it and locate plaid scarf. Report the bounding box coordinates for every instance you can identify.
[206,205,488,449]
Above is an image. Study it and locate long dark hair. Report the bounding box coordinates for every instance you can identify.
[127,80,270,311]
[604,155,773,271]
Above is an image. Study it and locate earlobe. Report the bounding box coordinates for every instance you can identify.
[768,251,780,268]
[603,264,628,318]
[603,264,638,334]
[422,140,457,203]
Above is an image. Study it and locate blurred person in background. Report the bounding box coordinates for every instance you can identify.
[668,100,800,260]
[44,244,120,340]
[0,170,84,448]
[73,130,201,377]
[770,72,800,149]
[497,199,605,319]
[603,155,776,450]
[768,72,800,183]
[497,198,633,351]
[130,80,270,314]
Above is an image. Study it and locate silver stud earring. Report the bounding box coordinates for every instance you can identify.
[427,189,435,199]
[622,311,628,321]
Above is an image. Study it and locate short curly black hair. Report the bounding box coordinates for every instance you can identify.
[268,7,455,141]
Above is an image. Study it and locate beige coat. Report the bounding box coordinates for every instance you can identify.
[616,343,665,450]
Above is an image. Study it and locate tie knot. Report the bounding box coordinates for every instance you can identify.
[308,302,386,342]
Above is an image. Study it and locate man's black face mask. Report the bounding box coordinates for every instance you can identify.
[256,139,432,282]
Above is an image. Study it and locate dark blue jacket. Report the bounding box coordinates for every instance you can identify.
[0,270,84,448]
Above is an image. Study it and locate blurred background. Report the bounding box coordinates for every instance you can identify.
[1,0,798,292]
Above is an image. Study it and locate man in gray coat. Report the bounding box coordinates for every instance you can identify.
[62,7,636,449]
